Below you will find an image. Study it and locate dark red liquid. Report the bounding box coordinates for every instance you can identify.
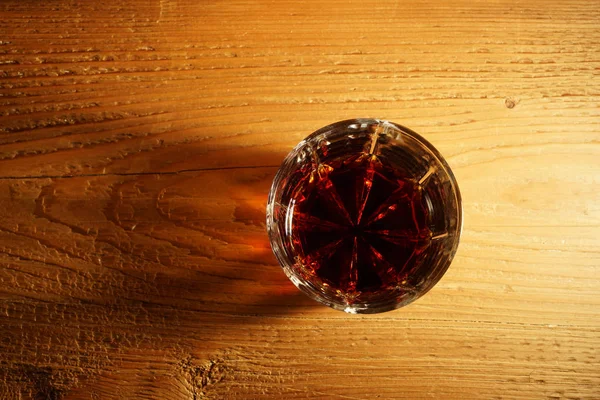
[289,153,432,295]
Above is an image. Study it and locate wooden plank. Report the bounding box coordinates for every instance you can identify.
[0,0,599,398]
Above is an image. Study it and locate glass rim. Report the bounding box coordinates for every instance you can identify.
[267,118,463,314]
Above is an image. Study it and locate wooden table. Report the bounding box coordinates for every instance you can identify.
[1,0,599,398]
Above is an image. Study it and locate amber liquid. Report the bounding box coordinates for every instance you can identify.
[289,153,432,296]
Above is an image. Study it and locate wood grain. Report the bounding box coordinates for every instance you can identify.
[0,0,599,398]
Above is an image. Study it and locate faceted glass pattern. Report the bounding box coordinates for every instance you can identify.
[267,119,462,313]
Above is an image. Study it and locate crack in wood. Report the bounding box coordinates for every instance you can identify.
[0,165,279,180]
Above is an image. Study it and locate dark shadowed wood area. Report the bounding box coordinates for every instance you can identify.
[0,0,599,398]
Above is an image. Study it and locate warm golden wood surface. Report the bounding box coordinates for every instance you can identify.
[1,0,599,398]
